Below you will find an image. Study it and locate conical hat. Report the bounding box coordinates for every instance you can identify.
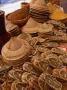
[31,0,48,11]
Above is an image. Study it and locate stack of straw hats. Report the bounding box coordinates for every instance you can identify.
[30,0,50,23]
[1,26,32,66]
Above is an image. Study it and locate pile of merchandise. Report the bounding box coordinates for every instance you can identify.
[0,0,67,90]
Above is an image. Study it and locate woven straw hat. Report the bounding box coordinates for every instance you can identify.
[1,26,31,66]
[30,0,48,11]
[22,18,53,33]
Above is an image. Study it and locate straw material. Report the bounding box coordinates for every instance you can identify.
[38,23,53,33]
[30,0,50,23]
[31,0,48,11]
[30,0,36,5]
[22,18,42,33]
[1,38,31,66]
[6,7,29,26]
[22,18,53,33]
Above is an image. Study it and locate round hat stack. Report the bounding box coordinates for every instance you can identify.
[1,26,32,66]
[30,0,50,23]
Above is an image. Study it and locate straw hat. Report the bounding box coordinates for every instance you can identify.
[22,18,41,33]
[30,0,50,23]
[1,26,31,66]
[30,0,48,11]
